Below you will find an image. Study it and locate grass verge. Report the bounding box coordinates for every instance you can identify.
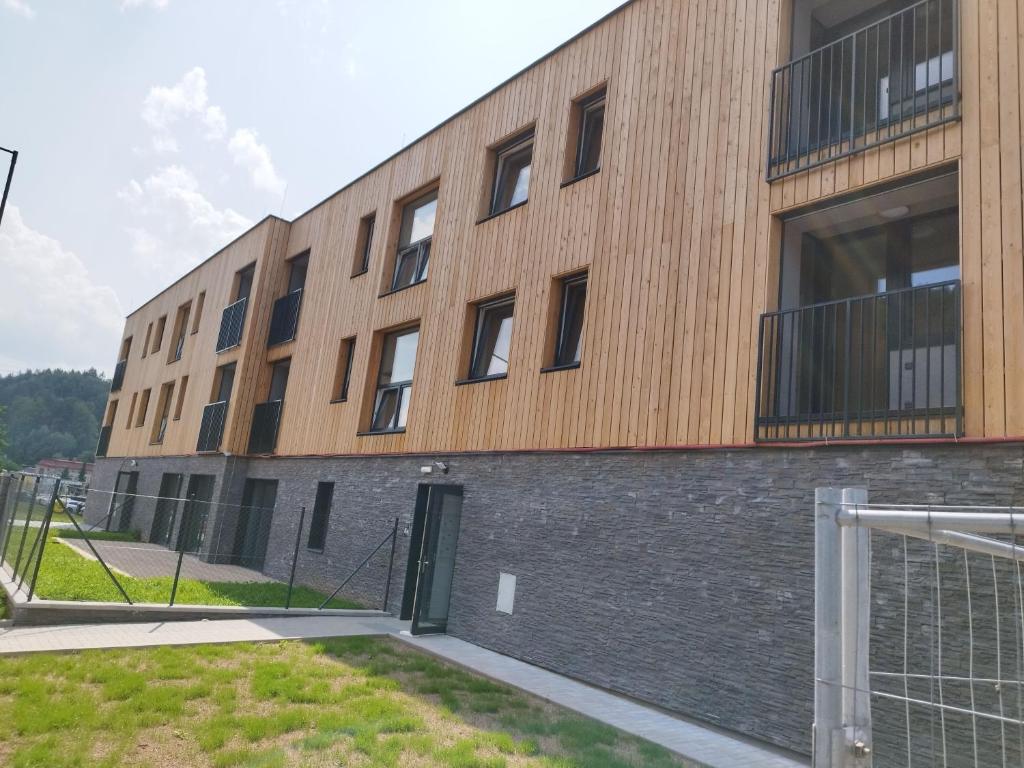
[0,637,693,768]
[2,528,360,609]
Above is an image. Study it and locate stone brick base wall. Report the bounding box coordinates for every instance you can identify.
[92,443,1024,755]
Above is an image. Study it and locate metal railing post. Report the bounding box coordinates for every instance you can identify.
[285,506,306,609]
[814,487,844,768]
[381,517,399,612]
[840,488,873,766]
[25,479,61,600]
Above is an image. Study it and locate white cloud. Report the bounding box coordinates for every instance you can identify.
[140,67,225,152]
[0,207,123,375]
[121,0,169,10]
[118,165,253,279]
[228,129,286,197]
[3,0,35,19]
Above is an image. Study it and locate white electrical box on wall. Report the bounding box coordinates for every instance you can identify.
[496,572,516,615]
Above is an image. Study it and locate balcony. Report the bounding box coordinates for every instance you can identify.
[755,281,961,441]
[267,290,302,347]
[196,400,228,453]
[216,297,248,353]
[96,425,112,458]
[110,360,127,392]
[247,400,283,454]
[767,0,958,181]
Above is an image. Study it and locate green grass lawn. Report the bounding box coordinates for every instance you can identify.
[1,528,360,610]
[0,637,691,768]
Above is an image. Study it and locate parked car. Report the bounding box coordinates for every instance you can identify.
[63,496,86,515]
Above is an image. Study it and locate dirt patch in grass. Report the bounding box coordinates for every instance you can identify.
[0,637,694,768]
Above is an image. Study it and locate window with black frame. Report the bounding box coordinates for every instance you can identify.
[369,327,419,432]
[307,481,334,551]
[468,295,515,380]
[552,272,587,368]
[490,129,533,215]
[574,91,605,178]
[332,337,356,402]
[392,192,436,291]
[354,213,375,276]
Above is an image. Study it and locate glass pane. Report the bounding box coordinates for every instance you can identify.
[414,488,463,633]
[393,248,419,289]
[558,279,587,365]
[471,302,514,378]
[416,241,431,282]
[577,102,604,175]
[381,329,419,384]
[269,361,290,401]
[397,385,411,428]
[400,192,438,246]
[371,388,399,431]
[492,143,532,213]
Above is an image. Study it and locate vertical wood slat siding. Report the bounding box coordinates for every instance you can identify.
[102,0,1024,460]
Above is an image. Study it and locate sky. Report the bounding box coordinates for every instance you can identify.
[0,0,623,376]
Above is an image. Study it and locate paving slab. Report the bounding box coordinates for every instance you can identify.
[59,538,277,582]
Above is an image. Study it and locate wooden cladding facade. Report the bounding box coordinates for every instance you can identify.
[103,0,1024,459]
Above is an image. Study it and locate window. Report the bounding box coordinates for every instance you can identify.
[213,363,236,403]
[573,89,605,178]
[307,481,334,551]
[468,295,515,380]
[136,388,151,427]
[552,272,588,368]
[151,381,174,444]
[369,326,419,432]
[235,264,255,301]
[174,375,189,420]
[392,191,437,291]
[126,392,137,428]
[169,302,191,362]
[353,214,375,276]
[105,399,119,428]
[152,315,167,354]
[287,252,309,294]
[191,291,205,334]
[142,323,152,358]
[267,359,290,402]
[490,129,534,215]
[332,337,356,402]
[119,336,132,362]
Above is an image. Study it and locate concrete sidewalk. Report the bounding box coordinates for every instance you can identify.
[0,616,808,768]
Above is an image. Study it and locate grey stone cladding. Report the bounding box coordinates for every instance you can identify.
[91,443,1024,756]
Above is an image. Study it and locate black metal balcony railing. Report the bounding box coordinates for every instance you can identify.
[767,0,958,180]
[216,297,248,353]
[267,290,303,347]
[96,425,112,458]
[247,400,283,454]
[196,400,228,453]
[110,359,127,392]
[754,280,962,442]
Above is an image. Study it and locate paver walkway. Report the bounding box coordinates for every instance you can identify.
[396,633,808,768]
[59,538,277,582]
[0,616,808,768]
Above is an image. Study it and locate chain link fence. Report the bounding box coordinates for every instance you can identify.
[0,471,398,613]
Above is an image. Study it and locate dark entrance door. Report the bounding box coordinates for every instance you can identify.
[177,474,214,553]
[406,484,463,635]
[150,473,184,545]
[107,471,138,532]
[233,479,277,570]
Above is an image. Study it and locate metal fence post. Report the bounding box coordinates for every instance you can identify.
[25,479,61,600]
[841,488,873,766]
[12,476,40,578]
[169,548,185,606]
[815,487,844,768]
[285,506,306,609]
[381,517,399,612]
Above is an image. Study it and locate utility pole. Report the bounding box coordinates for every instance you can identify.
[0,146,18,231]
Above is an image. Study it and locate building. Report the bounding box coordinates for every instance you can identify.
[92,0,1024,756]
[29,458,93,485]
